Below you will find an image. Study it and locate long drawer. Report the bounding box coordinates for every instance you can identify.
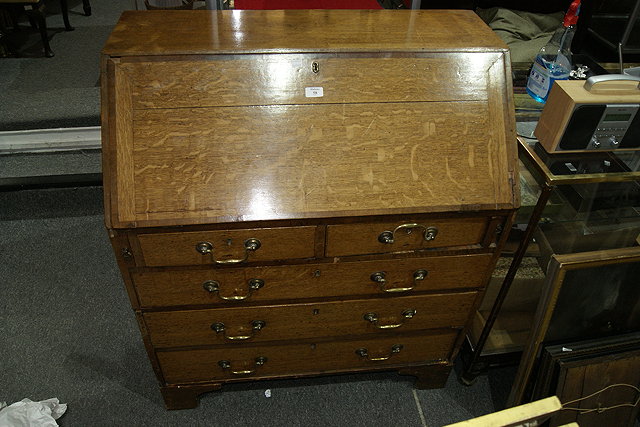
[143,292,477,348]
[157,330,459,384]
[133,253,493,308]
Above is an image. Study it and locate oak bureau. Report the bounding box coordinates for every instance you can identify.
[101,9,519,409]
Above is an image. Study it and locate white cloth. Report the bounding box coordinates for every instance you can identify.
[0,398,67,427]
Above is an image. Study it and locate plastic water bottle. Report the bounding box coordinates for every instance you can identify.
[526,0,581,103]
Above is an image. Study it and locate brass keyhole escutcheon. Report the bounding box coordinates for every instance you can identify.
[312,62,319,73]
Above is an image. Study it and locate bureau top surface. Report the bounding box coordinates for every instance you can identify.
[102,9,507,56]
[101,10,518,229]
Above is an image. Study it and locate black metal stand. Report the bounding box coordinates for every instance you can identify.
[460,184,554,384]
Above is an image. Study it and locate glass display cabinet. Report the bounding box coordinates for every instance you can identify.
[462,136,640,396]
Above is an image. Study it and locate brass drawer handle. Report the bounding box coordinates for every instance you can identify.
[218,357,267,375]
[370,269,428,293]
[195,238,261,264]
[202,278,265,301]
[378,224,438,244]
[363,309,416,329]
[356,344,403,361]
[211,320,266,341]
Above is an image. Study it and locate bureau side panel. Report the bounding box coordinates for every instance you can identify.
[487,53,519,209]
[104,59,137,228]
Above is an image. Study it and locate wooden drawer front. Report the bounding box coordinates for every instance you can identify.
[157,330,458,384]
[326,217,490,257]
[133,253,493,308]
[143,292,476,348]
[122,54,493,110]
[136,226,316,267]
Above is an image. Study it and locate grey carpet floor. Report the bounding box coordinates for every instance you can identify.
[0,150,101,178]
[0,186,516,426]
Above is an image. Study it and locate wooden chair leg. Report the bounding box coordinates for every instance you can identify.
[7,6,22,30]
[0,27,17,57]
[26,6,53,57]
[60,0,74,31]
[82,0,91,16]
[26,15,36,29]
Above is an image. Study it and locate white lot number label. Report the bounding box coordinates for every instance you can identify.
[305,87,324,98]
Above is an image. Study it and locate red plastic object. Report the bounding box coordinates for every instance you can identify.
[234,0,383,9]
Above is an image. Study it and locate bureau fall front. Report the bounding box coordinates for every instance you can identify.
[101,9,519,409]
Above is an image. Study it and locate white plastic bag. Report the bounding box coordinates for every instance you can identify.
[0,398,67,427]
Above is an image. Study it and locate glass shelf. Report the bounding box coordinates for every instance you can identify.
[519,138,640,255]
[463,136,640,385]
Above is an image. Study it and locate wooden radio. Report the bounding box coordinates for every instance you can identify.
[534,75,640,153]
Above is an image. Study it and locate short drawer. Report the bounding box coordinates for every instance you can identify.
[326,217,490,257]
[132,253,493,308]
[143,292,477,348]
[135,226,317,267]
[157,330,458,384]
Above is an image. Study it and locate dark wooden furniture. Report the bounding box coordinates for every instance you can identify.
[0,0,91,57]
[534,333,640,427]
[509,247,640,405]
[101,9,519,409]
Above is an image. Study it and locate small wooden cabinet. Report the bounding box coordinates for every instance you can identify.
[101,9,519,409]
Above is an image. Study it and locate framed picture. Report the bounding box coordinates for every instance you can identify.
[534,333,640,426]
[508,246,640,406]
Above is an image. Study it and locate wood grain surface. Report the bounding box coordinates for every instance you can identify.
[103,10,508,56]
[122,101,512,225]
[157,330,458,384]
[132,253,493,308]
[101,10,518,405]
[103,10,517,228]
[326,216,490,257]
[121,53,495,110]
[143,291,477,348]
[136,226,316,267]
[551,351,640,427]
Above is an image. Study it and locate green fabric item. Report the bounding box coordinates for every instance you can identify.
[476,7,564,63]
